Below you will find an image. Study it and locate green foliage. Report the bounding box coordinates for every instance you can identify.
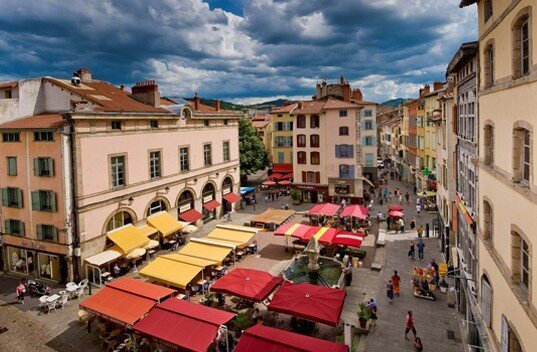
[239,118,269,177]
[356,250,367,259]
[202,293,214,306]
[234,312,251,331]
[358,303,371,320]
[290,189,301,200]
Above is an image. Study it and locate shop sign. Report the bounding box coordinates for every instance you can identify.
[223,187,231,195]
[203,195,213,203]
[16,240,47,251]
[179,204,191,213]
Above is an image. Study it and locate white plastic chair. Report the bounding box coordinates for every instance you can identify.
[38,295,49,312]
[66,282,76,288]
[46,299,57,313]
[76,279,89,298]
[59,294,69,308]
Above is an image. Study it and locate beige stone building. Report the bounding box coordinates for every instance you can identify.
[251,113,273,162]
[460,0,537,350]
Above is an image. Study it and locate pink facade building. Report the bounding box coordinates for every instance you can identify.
[0,69,242,283]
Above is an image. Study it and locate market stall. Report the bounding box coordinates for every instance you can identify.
[210,268,282,302]
[146,211,184,240]
[250,208,295,228]
[206,224,258,248]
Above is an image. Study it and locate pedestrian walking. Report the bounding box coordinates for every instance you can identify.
[344,265,353,286]
[16,279,26,304]
[405,191,410,203]
[398,194,403,204]
[417,225,424,238]
[391,270,401,296]
[416,203,421,216]
[408,241,415,260]
[251,197,256,211]
[417,239,425,261]
[387,280,394,303]
[410,217,416,231]
[398,218,405,233]
[367,298,378,325]
[404,311,417,340]
[414,337,424,352]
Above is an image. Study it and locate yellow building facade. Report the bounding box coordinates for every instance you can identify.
[460,0,537,350]
[270,104,296,167]
[416,95,427,191]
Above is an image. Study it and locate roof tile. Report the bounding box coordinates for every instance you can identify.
[0,113,66,130]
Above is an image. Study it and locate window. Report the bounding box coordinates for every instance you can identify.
[339,164,355,179]
[363,110,372,117]
[336,145,354,158]
[31,190,56,212]
[305,171,319,183]
[277,152,284,163]
[310,115,319,128]
[106,211,133,232]
[514,17,530,77]
[364,136,374,146]
[111,120,122,130]
[339,127,349,136]
[297,134,306,148]
[204,144,212,166]
[179,147,189,172]
[484,125,494,165]
[483,200,493,241]
[297,151,307,164]
[7,157,17,176]
[364,120,374,130]
[311,152,320,165]
[2,133,20,142]
[34,131,54,142]
[339,110,348,117]
[36,224,58,242]
[365,153,374,167]
[204,120,210,127]
[481,276,492,328]
[111,156,125,188]
[150,120,159,128]
[513,128,530,183]
[178,191,195,211]
[149,151,161,179]
[146,199,167,216]
[223,141,230,162]
[275,136,293,147]
[310,134,320,148]
[522,239,530,288]
[224,119,228,126]
[484,45,494,87]
[297,115,306,129]
[1,187,23,208]
[4,219,24,236]
[34,157,54,177]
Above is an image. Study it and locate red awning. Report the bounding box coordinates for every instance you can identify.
[329,231,364,248]
[281,172,293,180]
[133,299,235,352]
[268,283,346,326]
[234,324,348,352]
[388,210,404,218]
[301,226,322,241]
[203,200,221,211]
[80,286,156,326]
[278,180,292,186]
[272,163,293,173]
[306,204,324,216]
[262,180,276,186]
[179,209,203,223]
[340,205,369,220]
[388,204,403,211]
[274,223,294,236]
[306,203,340,217]
[211,268,283,302]
[223,192,241,203]
[269,173,283,180]
[106,277,176,302]
[317,228,341,245]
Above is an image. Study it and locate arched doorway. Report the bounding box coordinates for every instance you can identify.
[105,209,135,232]
[222,176,234,214]
[177,189,195,214]
[146,198,169,217]
[202,182,218,222]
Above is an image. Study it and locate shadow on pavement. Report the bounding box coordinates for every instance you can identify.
[259,244,293,261]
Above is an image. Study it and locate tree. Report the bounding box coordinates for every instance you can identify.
[239,117,269,181]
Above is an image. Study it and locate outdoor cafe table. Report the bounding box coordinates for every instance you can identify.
[46,294,60,303]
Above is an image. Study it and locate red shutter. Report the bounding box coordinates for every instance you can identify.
[315,172,320,184]
[302,171,306,182]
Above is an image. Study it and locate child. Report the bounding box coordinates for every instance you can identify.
[16,280,26,304]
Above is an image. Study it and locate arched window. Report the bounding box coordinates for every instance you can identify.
[483,200,493,241]
[106,211,133,232]
[146,199,167,217]
[512,12,531,78]
[178,190,195,211]
[202,183,216,201]
[513,128,531,183]
[222,177,233,193]
[484,124,494,165]
[484,44,494,87]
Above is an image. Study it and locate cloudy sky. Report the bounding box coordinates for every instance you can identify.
[0,0,476,104]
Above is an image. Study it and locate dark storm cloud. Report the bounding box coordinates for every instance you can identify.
[0,0,476,102]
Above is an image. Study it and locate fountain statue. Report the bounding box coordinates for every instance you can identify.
[305,236,320,280]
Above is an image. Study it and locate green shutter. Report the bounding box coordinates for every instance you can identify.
[36,225,43,240]
[34,158,40,176]
[52,226,58,242]
[48,158,54,177]
[15,188,22,208]
[4,220,11,235]
[1,188,8,207]
[31,191,41,210]
[20,221,25,236]
[50,191,56,212]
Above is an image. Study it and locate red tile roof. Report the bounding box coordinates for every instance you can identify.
[271,104,297,114]
[159,97,176,106]
[185,101,241,116]
[251,120,270,128]
[45,78,170,113]
[291,98,359,114]
[0,114,66,130]
[352,99,377,106]
[0,81,18,89]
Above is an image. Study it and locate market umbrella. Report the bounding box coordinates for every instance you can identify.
[144,240,159,250]
[388,204,403,211]
[126,248,147,259]
[211,268,283,302]
[182,225,198,234]
[388,210,404,218]
[329,231,364,247]
[262,180,276,186]
[278,180,292,186]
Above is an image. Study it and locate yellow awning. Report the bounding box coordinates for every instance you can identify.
[139,257,202,289]
[206,227,255,246]
[137,224,158,237]
[314,227,330,240]
[107,224,150,254]
[285,223,301,236]
[178,242,233,263]
[160,253,218,268]
[147,211,183,237]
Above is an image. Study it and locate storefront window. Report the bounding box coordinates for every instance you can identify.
[335,184,351,195]
[8,247,35,275]
[38,253,60,281]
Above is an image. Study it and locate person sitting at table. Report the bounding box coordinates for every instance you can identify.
[183,290,191,301]
[216,292,224,306]
[252,240,258,254]
[203,276,211,291]
[251,308,260,324]
[209,266,216,279]
[113,263,121,277]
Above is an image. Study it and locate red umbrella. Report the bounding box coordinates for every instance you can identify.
[278,180,292,186]
[339,205,368,219]
[268,282,346,326]
[262,180,276,186]
[330,231,364,247]
[388,204,403,211]
[210,268,282,302]
[388,210,404,218]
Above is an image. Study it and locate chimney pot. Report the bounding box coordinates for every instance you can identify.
[131,80,160,107]
[215,99,221,111]
[433,81,443,91]
[193,92,200,110]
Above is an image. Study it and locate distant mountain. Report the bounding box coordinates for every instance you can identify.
[186,97,295,111]
[248,99,292,109]
[380,98,412,108]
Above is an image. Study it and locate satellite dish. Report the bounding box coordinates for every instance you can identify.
[71,75,81,86]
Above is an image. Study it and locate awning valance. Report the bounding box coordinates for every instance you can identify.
[178,209,203,223]
[160,253,218,268]
[203,200,221,211]
[178,241,233,263]
[147,211,183,237]
[139,257,202,289]
[106,277,176,302]
[223,192,241,203]
[107,224,150,255]
[84,246,122,267]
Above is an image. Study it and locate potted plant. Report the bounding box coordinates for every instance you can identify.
[234,312,251,337]
[290,189,301,205]
[202,293,214,307]
[357,303,371,329]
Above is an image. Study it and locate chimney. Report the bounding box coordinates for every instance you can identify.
[131,80,160,107]
[215,99,221,111]
[423,84,430,95]
[433,81,443,91]
[76,68,92,83]
[339,75,345,85]
[352,88,363,102]
[298,101,304,110]
[192,92,200,110]
[342,84,351,102]
[315,83,321,99]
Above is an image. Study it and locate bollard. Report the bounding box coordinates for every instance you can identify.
[426,223,430,238]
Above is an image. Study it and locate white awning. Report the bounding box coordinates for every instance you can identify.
[85,248,122,267]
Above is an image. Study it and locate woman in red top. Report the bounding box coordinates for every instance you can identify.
[405,311,417,340]
[16,279,26,304]
[391,270,401,296]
